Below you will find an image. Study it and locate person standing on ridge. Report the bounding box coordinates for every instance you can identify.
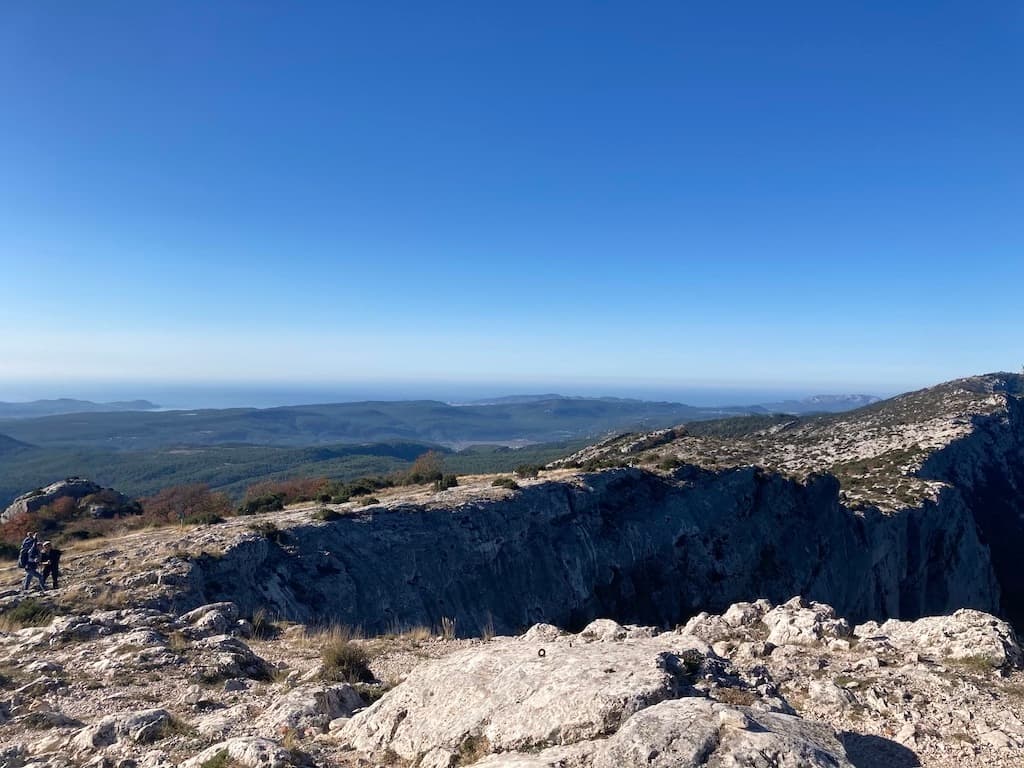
[40,541,61,589]
[21,536,46,592]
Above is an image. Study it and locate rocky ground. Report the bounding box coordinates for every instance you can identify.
[1,534,1022,768]
[558,373,1021,511]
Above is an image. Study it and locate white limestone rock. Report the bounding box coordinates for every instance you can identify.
[342,632,711,768]
[762,597,852,647]
[70,708,174,753]
[179,737,299,768]
[855,608,1023,669]
[255,683,364,733]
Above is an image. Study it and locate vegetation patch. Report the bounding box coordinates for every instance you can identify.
[313,506,342,521]
[248,521,288,544]
[321,638,374,684]
[514,464,543,478]
[456,734,492,766]
[199,749,242,768]
[0,598,54,630]
[433,474,459,491]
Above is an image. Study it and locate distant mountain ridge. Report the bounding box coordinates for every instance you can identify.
[465,392,881,415]
[0,392,879,450]
[751,394,881,415]
[0,398,160,419]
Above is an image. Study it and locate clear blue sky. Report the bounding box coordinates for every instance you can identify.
[1,2,1021,399]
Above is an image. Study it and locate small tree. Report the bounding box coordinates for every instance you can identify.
[142,484,232,526]
[405,451,444,485]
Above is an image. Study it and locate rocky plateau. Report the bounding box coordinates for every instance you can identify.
[0,372,1022,766]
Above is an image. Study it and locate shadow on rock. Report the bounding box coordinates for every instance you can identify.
[839,732,920,768]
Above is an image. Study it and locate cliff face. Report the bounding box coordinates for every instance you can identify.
[179,373,1023,636]
[183,466,997,635]
[919,392,1024,626]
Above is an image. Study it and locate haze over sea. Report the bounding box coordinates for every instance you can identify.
[0,380,871,411]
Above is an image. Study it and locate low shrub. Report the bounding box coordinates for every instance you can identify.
[237,493,285,516]
[313,507,342,522]
[491,477,520,490]
[0,598,54,630]
[433,474,458,491]
[248,522,287,544]
[321,638,373,683]
[184,512,225,526]
[514,464,543,478]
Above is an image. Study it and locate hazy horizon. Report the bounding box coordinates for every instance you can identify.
[0,376,907,411]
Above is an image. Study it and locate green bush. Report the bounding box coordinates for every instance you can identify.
[314,507,342,522]
[433,474,458,491]
[237,493,285,516]
[248,521,287,544]
[183,512,225,526]
[2,598,54,628]
[514,464,543,478]
[321,639,373,683]
[491,477,520,490]
[331,476,393,503]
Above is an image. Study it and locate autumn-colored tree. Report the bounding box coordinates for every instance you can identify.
[141,484,232,525]
[404,450,444,485]
[47,496,78,521]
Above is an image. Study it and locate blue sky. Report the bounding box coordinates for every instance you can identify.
[1,2,1021,400]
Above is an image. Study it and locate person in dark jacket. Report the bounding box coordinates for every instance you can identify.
[21,539,46,592]
[39,541,61,589]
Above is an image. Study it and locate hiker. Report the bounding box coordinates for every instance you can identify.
[18,531,37,568]
[40,541,61,589]
[21,537,46,592]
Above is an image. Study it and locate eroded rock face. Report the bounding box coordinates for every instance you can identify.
[182,464,998,636]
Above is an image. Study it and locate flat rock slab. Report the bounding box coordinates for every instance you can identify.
[343,632,709,768]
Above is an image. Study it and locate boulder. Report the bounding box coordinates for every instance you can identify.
[342,632,710,768]
[856,608,1023,669]
[762,597,852,647]
[179,737,299,768]
[178,602,241,637]
[255,683,364,733]
[460,700,855,768]
[192,634,271,681]
[589,699,855,768]
[71,708,174,752]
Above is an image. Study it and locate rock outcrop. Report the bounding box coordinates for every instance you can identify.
[1,555,1022,768]
[1,477,139,523]
[179,464,997,635]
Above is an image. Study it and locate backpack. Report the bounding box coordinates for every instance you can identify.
[18,542,31,568]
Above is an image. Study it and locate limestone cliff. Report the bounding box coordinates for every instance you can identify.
[134,373,1014,636]
[180,464,996,636]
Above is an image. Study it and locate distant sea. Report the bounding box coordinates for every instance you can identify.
[0,380,879,411]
